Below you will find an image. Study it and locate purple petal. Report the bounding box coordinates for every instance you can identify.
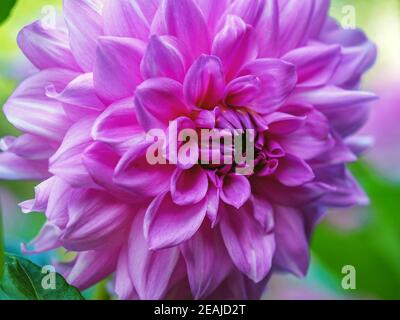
[273,205,310,277]
[274,154,315,187]
[141,35,187,82]
[225,75,261,107]
[49,117,96,188]
[151,0,210,61]
[103,0,149,39]
[92,97,145,154]
[94,36,145,102]
[240,59,297,113]
[0,152,49,180]
[171,166,208,206]
[220,174,251,209]
[283,44,341,87]
[220,203,275,283]
[181,225,231,299]
[128,210,180,300]
[144,192,208,250]
[183,55,225,109]
[212,15,258,81]
[63,0,103,71]
[3,69,77,141]
[135,78,189,131]
[61,190,131,251]
[114,142,175,197]
[17,20,80,71]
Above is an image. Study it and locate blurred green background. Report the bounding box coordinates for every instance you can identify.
[0,0,400,300]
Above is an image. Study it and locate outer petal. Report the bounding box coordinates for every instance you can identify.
[220,203,275,283]
[225,75,262,107]
[63,0,104,71]
[151,0,210,61]
[135,78,189,131]
[273,205,310,277]
[181,225,232,299]
[115,244,139,300]
[94,37,146,102]
[103,0,149,39]
[46,73,105,121]
[0,134,56,160]
[61,190,132,251]
[144,192,208,250]
[19,177,54,214]
[128,210,180,300]
[49,117,96,188]
[240,59,297,113]
[0,152,49,180]
[282,45,341,87]
[17,20,80,71]
[212,15,258,81]
[3,69,77,141]
[183,55,225,109]
[64,247,121,290]
[141,35,186,82]
[274,154,315,187]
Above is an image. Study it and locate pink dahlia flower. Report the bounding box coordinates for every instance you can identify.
[1,0,376,300]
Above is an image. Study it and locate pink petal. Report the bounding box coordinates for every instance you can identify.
[171,166,208,206]
[0,152,49,180]
[61,190,132,251]
[195,0,230,34]
[220,174,251,209]
[103,0,149,40]
[212,15,258,81]
[128,210,180,299]
[92,97,145,154]
[183,55,225,109]
[46,73,105,121]
[49,117,96,188]
[181,225,231,299]
[135,78,189,131]
[264,112,306,135]
[94,36,145,102]
[220,203,275,283]
[274,154,315,187]
[141,35,187,82]
[0,134,56,160]
[240,59,297,113]
[225,75,261,107]
[21,223,61,254]
[65,247,121,290]
[273,205,310,277]
[151,0,210,61]
[19,177,54,214]
[144,192,208,250]
[283,44,341,87]
[115,244,139,300]
[114,142,175,197]
[17,20,80,71]
[3,69,77,141]
[63,0,104,71]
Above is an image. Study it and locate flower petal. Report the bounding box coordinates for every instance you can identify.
[141,35,187,82]
[94,36,146,102]
[220,203,275,283]
[225,75,261,107]
[212,15,258,81]
[171,166,208,206]
[220,174,251,209]
[181,225,231,299]
[183,55,225,109]
[17,20,80,71]
[63,0,104,71]
[135,78,189,131]
[144,192,208,250]
[240,59,297,113]
[274,154,315,187]
[128,210,180,300]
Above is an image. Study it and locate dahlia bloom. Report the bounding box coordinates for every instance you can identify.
[0,0,376,300]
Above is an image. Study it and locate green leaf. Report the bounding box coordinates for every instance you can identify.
[312,162,400,299]
[0,254,84,300]
[0,0,17,25]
